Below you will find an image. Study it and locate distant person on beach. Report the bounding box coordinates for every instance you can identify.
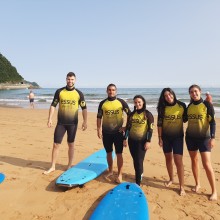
[157,88,187,196]
[97,83,131,183]
[186,84,217,201]
[28,90,35,108]
[205,91,213,103]
[43,72,87,175]
[123,95,154,186]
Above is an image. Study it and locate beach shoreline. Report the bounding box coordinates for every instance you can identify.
[0,107,219,219]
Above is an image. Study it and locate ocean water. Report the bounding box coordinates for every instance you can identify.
[0,87,220,117]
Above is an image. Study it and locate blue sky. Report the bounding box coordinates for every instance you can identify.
[0,1,220,88]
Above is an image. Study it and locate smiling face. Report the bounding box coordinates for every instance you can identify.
[134,97,144,110]
[164,91,174,104]
[189,86,201,101]
[66,76,76,88]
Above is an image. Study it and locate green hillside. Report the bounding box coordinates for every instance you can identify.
[0,53,23,83]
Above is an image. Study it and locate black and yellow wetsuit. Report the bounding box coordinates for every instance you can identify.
[124,109,154,185]
[52,86,87,125]
[97,96,130,153]
[97,97,130,134]
[186,99,215,139]
[157,100,187,138]
[157,100,187,155]
[51,86,86,144]
[127,110,154,141]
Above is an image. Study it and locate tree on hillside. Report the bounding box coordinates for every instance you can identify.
[0,53,23,83]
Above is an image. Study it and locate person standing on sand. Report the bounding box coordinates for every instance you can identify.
[43,72,87,174]
[28,90,35,108]
[97,84,131,183]
[186,84,217,201]
[123,95,154,186]
[157,88,187,196]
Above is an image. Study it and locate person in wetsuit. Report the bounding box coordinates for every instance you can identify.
[157,88,187,196]
[123,95,154,186]
[186,84,217,201]
[97,84,130,183]
[43,72,87,174]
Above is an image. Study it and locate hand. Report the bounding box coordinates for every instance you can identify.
[144,142,150,150]
[209,138,215,148]
[47,120,52,128]
[123,140,127,147]
[97,129,102,139]
[82,121,87,131]
[158,137,163,147]
[119,127,125,133]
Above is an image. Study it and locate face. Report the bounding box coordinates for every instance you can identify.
[107,86,117,98]
[66,76,76,88]
[164,91,174,104]
[189,87,201,101]
[134,98,144,110]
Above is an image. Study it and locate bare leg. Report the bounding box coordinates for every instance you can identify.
[115,153,123,183]
[164,153,173,187]
[105,152,113,178]
[43,143,60,174]
[67,142,74,170]
[188,150,201,192]
[174,154,186,196]
[201,152,217,201]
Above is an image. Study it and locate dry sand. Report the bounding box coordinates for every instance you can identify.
[0,107,220,219]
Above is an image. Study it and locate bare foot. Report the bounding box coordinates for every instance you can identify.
[104,171,113,179]
[209,192,217,201]
[180,188,186,196]
[165,180,173,187]
[43,167,55,175]
[66,165,74,170]
[192,185,201,193]
[115,175,122,184]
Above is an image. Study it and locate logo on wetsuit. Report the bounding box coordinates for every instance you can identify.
[61,99,76,105]
[105,110,119,115]
[164,115,181,120]
[132,118,145,124]
[188,114,203,120]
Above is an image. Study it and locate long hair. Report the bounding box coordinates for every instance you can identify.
[157,88,177,117]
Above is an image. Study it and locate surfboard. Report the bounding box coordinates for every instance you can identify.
[56,149,115,187]
[0,173,5,184]
[89,182,150,220]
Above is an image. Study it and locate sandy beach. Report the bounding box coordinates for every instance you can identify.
[0,107,220,220]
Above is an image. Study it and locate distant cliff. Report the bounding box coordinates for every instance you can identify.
[0,53,40,89]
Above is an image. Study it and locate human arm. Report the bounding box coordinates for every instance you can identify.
[145,110,154,150]
[47,106,56,128]
[97,118,102,139]
[82,109,87,131]
[205,101,216,148]
[157,112,163,147]
[157,126,163,147]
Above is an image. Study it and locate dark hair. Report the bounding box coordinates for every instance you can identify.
[133,95,146,111]
[188,84,201,103]
[66,72,76,78]
[157,88,177,116]
[188,84,201,93]
[107,83,117,90]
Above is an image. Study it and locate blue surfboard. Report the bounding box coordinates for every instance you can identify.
[56,149,115,187]
[0,173,5,184]
[90,182,150,220]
